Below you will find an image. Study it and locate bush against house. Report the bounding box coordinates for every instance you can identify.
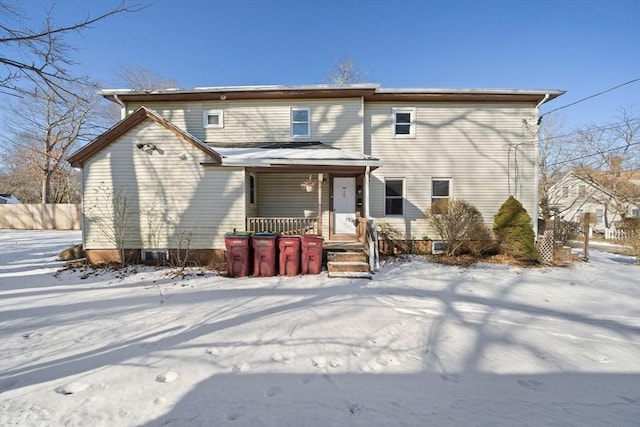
[494,196,539,262]
[426,199,493,257]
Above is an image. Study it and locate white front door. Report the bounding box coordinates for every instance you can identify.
[333,177,356,235]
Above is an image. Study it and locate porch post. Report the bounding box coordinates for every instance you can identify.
[317,173,323,236]
[364,166,370,219]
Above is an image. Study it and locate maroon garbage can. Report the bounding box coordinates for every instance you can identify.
[224,232,252,277]
[252,233,278,277]
[278,235,301,276]
[301,235,324,274]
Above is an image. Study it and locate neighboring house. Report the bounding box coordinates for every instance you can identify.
[68,84,563,266]
[548,170,640,233]
[0,194,20,204]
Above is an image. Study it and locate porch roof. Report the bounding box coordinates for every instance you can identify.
[205,142,381,169]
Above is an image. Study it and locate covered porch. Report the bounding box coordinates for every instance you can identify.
[212,142,380,242]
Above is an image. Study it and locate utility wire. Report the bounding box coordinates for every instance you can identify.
[539,118,640,143]
[541,78,640,118]
[546,141,640,168]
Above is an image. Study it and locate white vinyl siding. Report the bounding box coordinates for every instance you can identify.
[366,102,537,239]
[128,99,364,151]
[83,120,245,250]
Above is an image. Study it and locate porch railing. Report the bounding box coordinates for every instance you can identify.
[247,217,319,235]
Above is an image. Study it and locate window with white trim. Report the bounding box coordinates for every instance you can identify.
[203,109,223,128]
[291,108,310,137]
[384,179,404,216]
[392,107,416,138]
[596,208,604,224]
[431,178,452,204]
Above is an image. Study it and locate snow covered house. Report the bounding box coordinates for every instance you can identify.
[547,169,640,235]
[68,84,563,266]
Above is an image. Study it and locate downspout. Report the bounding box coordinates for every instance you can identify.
[113,94,127,120]
[533,93,550,238]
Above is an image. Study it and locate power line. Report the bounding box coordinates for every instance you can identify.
[539,117,640,143]
[546,141,640,168]
[541,77,640,118]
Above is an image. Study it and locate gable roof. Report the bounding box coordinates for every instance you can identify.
[101,84,565,105]
[67,107,222,168]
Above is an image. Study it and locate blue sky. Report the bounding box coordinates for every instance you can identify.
[14,0,640,129]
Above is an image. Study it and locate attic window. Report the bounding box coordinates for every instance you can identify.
[204,109,224,128]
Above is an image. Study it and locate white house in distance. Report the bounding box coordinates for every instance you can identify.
[548,168,640,235]
[68,84,563,266]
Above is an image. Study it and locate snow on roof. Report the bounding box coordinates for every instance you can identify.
[211,143,380,167]
[0,194,20,204]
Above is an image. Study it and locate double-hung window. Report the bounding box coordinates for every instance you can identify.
[385,179,404,216]
[203,109,223,128]
[432,178,452,204]
[291,108,310,138]
[392,107,416,138]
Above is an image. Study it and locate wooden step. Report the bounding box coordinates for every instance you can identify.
[327,270,372,279]
[327,251,367,263]
[328,261,370,272]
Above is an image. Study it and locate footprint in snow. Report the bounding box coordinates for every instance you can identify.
[271,352,294,364]
[517,379,545,391]
[55,382,89,395]
[265,386,282,397]
[233,362,251,372]
[329,358,343,368]
[156,371,178,383]
[311,356,326,368]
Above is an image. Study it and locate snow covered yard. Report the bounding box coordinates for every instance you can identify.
[0,230,638,427]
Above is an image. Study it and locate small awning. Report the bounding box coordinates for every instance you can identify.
[203,142,381,169]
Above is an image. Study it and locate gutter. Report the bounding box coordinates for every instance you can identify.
[113,94,127,120]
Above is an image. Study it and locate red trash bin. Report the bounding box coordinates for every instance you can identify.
[252,233,278,277]
[225,232,252,277]
[278,235,301,276]
[301,235,324,274]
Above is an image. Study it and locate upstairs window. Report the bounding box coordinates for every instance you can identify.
[562,186,569,198]
[432,178,452,204]
[392,107,416,138]
[385,179,404,216]
[204,109,224,128]
[291,108,310,137]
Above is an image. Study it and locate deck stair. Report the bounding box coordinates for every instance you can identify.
[327,250,371,279]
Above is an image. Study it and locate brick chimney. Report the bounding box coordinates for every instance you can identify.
[609,156,622,177]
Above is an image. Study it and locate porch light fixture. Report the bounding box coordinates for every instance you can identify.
[300,175,316,192]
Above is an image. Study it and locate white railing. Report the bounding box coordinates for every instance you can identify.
[605,227,627,241]
[246,217,318,235]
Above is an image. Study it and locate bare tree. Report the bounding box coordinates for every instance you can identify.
[0,0,143,99]
[538,112,571,222]
[323,56,368,85]
[116,65,178,91]
[85,184,134,266]
[3,82,107,203]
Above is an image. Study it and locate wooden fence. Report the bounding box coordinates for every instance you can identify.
[0,204,81,230]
